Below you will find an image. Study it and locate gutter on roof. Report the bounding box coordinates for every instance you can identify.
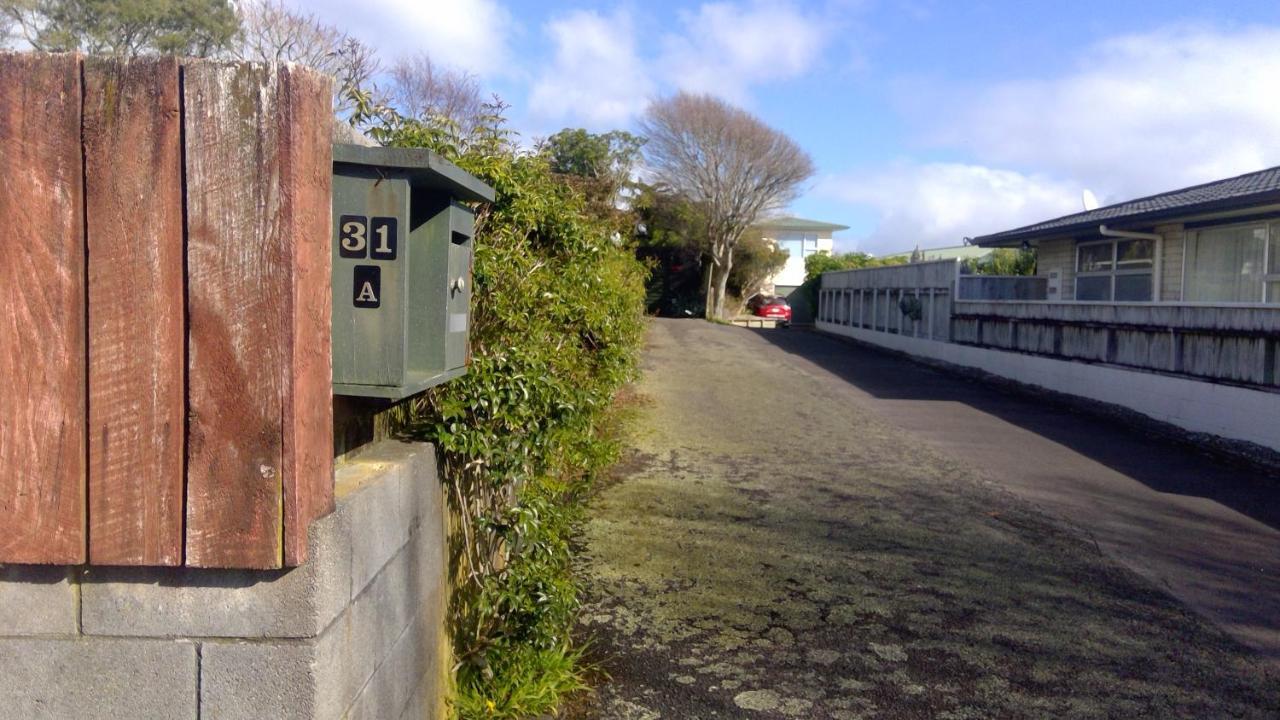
[1098,225,1160,241]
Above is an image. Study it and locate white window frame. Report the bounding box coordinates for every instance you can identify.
[1074,238,1155,302]
[1181,219,1280,305]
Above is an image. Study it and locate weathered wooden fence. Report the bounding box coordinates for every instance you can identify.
[817,260,1280,389]
[0,53,334,569]
[952,301,1280,387]
[818,259,958,340]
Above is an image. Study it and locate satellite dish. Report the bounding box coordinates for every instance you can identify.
[1082,189,1100,211]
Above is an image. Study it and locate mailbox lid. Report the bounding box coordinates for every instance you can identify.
[333,144,494,203]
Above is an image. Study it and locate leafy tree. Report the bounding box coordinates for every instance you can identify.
[234,0,378,115]
[803,250,897,283]
[1,0,238,56]
[632,182,706,249]
[631,183,709,315]
[640,92,814,320]
[541,128,645,184]
[962,247,1037,275]
[539,128,645,212]
[728,231,789,306]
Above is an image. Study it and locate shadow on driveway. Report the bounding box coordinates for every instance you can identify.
[752,327,1280,528]
[751,326,1280,657]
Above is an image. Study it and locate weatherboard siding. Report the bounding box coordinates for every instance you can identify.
[1035,238,1075,301]
[1156,224,1185,301]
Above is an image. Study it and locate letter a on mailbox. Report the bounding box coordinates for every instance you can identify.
[353,265,380,308]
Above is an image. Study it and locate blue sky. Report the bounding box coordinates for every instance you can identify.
[299,0,1280,254]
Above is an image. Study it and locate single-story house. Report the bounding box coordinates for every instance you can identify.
[972,166,1280,305]
[814,166,1280,451]
[754,215,849,322]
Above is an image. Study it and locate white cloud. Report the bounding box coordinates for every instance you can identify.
[828,25,1280,255]
[528,9,653,128]
[526,1,836,127]
[927,25,1280,202]
[659,1,830,103]
[302,0,514,77]
[818,162,1079,254]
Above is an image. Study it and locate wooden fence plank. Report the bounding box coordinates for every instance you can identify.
[183,61,289,569]
[0,53,86,565]
[84,56,185,566]
[278,65,334,566]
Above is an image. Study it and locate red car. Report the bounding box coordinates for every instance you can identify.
[749,296,792,326]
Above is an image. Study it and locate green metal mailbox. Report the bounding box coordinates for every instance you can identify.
[331,144,494,399]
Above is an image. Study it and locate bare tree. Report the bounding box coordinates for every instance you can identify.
[234,0,379,115]
[388,53,484,133]
[640,92,815,320]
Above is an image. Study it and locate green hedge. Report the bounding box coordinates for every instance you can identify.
[369,107,648,718]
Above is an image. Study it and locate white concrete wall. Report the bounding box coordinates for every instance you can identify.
[816,321,1280,452]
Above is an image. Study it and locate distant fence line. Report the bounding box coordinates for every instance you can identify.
[818,259,956,341]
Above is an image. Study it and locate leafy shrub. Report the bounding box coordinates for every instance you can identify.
[961,247,1038,275]
[798,250,904,313]
[360,101,648,717]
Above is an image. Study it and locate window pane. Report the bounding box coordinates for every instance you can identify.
[1076,275,1112,301]
[1116,239,1153,270]
[1270,221,1280,275]
[1077,243,1113,272]
[1185,225,1266,302]
[1267,281,1280,305]
[1115,273,1152,301]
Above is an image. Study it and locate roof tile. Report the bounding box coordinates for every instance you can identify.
[975,166,1280,244]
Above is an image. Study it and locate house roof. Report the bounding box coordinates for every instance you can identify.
[973,165,1280,246]
[753,215,850,233]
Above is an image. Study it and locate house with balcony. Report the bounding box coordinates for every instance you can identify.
[814,166,1280,452]
[755,216,849,322]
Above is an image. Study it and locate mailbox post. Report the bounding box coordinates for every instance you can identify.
[331,144,495,399]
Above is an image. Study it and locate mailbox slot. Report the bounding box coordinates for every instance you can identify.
[331,145,494,400]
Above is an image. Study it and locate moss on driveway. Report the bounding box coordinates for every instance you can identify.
[570,319,1279,719]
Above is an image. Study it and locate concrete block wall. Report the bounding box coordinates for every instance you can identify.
[0,441,449,720]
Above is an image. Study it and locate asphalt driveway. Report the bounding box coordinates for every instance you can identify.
[571,318,1279,719]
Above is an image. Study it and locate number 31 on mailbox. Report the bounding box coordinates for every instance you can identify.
[330,144,495,400]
